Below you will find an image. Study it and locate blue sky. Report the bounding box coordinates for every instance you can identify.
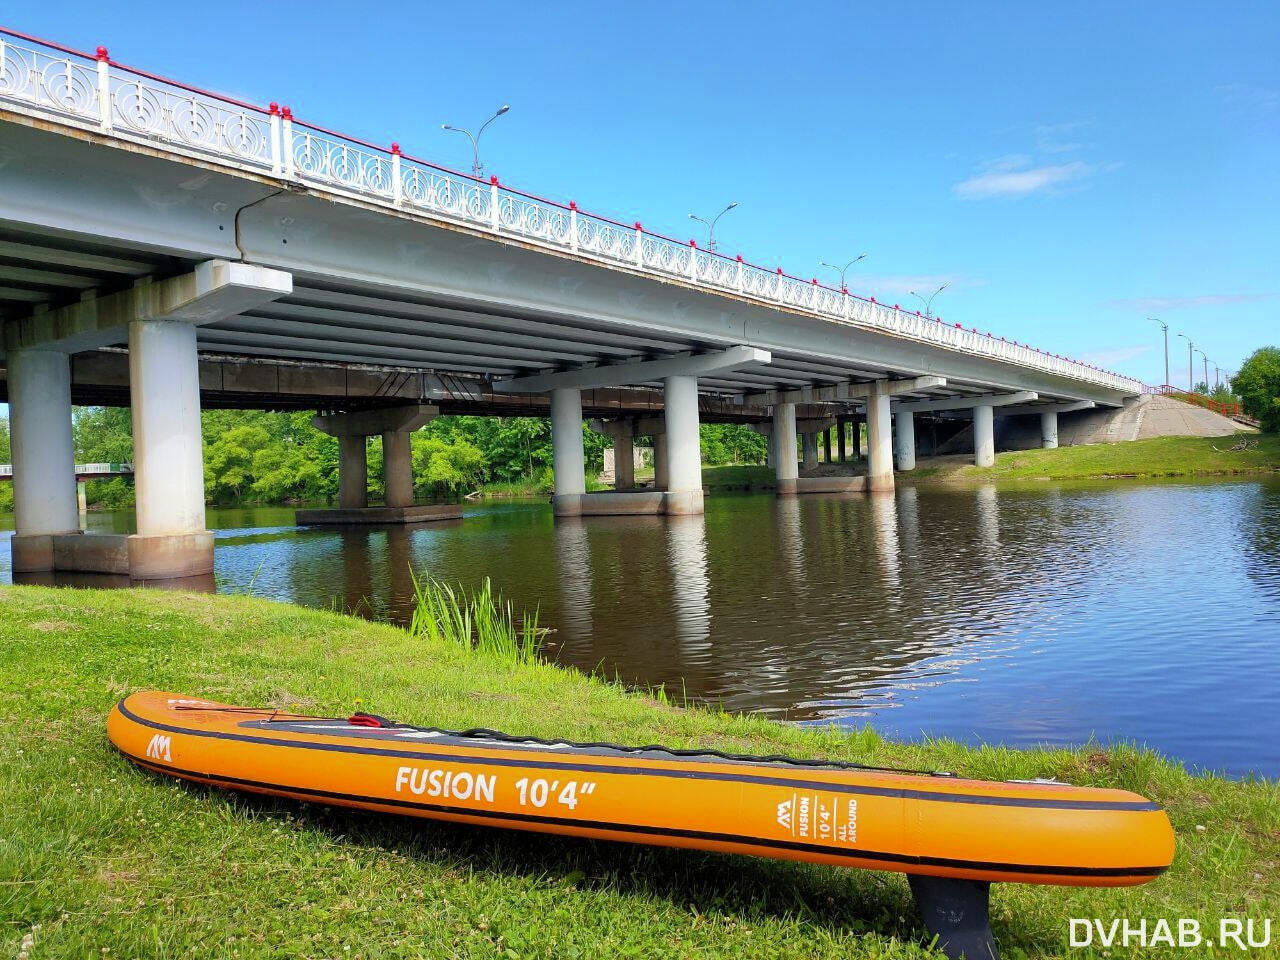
[8,1,1278,387]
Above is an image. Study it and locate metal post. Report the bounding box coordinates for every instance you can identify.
[569,202,579,253]
[281,107,295,178]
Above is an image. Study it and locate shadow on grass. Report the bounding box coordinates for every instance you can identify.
[150,769,1053,956]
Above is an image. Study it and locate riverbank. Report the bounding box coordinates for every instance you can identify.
[2,586,1275,958]
[909,434,1280,484]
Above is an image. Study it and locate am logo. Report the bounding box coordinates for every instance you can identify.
[145,734,172,763]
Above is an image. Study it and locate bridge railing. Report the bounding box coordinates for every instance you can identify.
[0,27,1144,396]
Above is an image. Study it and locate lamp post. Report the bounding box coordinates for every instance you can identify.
[441,104,510,179]
[688,202,738,253]
[1150,318,1169,388]
[819,253,868,291]
[1197,351,1210,393]
[1176,333,1194,392]
[908,283,949,318]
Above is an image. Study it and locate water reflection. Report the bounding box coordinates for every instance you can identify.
[3,478,1278,776]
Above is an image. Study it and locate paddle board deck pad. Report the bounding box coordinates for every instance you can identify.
[110,692,1174,959]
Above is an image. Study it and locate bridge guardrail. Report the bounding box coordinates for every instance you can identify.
[0,27,1144,396]
[1155,385,1241,418]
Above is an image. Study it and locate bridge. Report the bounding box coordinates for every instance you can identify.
[0,27,1143,580]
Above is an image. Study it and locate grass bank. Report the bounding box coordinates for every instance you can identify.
[1,585,1276,959]
[909,434,1280,484]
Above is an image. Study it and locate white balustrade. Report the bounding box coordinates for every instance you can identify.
[0,30,1143,395]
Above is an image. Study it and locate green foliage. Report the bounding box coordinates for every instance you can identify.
[411,433,487,495]
[1210,383,1236,405]
[1194,380,1210,395]
[699,423,768,465]
[1234,346,1280,432]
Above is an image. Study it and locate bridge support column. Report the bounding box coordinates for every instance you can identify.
[894,410,917,471]
[127,318,215,578]
[338,435,368,509]
[663,375,704,515]
[866,383,895,493]
[823,429,832,464]
[7,348,80,573]
[383,429,414,508]
[550,388,586,516]
[802,432,819,470]
[773,403,798,495]
[973,403,995,467]
[614,434,635,489]
[1041,410,1059,449]
[837,417,847,463]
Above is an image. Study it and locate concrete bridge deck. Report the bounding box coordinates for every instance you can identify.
[0,27,1144,580]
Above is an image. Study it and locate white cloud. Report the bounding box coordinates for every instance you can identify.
[954,157,1094,199]
[1079,345,1151,367]
[1106,293,1278,311]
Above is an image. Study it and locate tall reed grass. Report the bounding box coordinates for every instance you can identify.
[409,571,544,665]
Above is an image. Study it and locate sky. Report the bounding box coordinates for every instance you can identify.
[6,1,1278,389]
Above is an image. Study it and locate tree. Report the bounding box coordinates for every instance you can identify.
[1233,347,1280,432]
[1194,380,1210,396]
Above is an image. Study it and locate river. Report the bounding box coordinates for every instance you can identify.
[3,478,1277,778]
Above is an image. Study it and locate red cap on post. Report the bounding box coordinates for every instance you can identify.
[490,174,499,185]
[391,142,400,155]
[737,254,743,262]
[282,106,293,120]
[95,46,109,62]
[690,239,697,248]
[569,201,577,211]
[634,221,642,231]
[268,102,279,116]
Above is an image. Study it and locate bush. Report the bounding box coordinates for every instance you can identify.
[1233,346,1280,431]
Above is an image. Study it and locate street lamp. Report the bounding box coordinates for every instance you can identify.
[820,253,868,291]
[1150,318,1169,388]
[1176,333,1194,392]
[441,104,510,179]
[1197,350,1210,393]
[908,282,949,318]
[688,202,738,253]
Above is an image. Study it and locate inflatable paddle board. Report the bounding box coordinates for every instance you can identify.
[110,691,1174,959]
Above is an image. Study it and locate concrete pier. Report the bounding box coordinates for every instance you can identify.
[974,403,996,467]
[653,434,669,490]
[1041,410,1059,449]
[7,348,80,573]
[551,387,586,516]
[865,383,895,493]
[662,375,704,515]
[894,410,917,472]
[614,433,635,489]
[802,432,820,470]
[127,317,214,577]
[837,418,848,462]
[338,435,368,509]
[773,402,798,495]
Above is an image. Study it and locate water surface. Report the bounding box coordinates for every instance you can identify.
[3,478,1277,777]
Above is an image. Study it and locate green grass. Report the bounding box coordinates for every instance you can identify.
[911,434,1280,484]
[1,585,1276,959]
[410,572,544,664]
